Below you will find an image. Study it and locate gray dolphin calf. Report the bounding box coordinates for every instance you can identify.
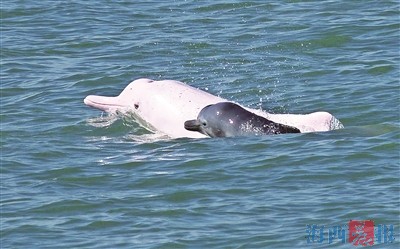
[184,102,301,137]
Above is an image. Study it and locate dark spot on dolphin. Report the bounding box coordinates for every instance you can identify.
[134,103,139,109]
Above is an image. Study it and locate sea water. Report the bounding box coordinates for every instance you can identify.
[2,1,399,248]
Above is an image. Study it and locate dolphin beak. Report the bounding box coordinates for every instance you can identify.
[84,95,124,113]
[184,119,202,132]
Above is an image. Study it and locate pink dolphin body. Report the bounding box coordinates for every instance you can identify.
[84,78,343,138]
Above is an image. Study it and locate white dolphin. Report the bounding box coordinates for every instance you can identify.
[84,78,343,138]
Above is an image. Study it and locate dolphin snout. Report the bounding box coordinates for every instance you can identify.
[184,119,202,132]
[84,95,124,113]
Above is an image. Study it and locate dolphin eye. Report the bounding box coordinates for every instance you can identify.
[134,103,139,109]
[202,121,207,126]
